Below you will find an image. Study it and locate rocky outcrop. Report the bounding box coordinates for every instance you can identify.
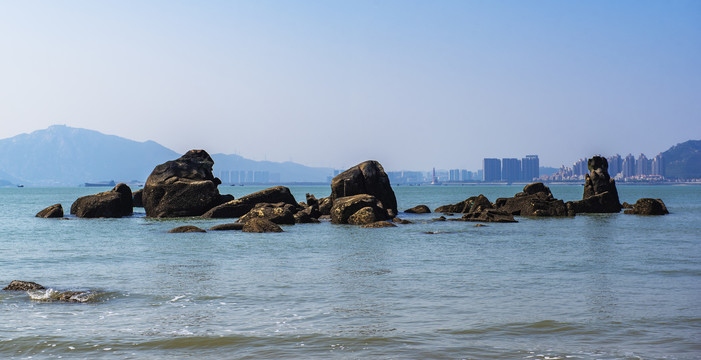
[318,197,333,215]
[624,198,669,215]
[330,194,388,224]
[36,204,63,218]
[393,217,413,224]
[436,195,493,214]
[237,203,297,225]
[330,161,398,218]
[405,205,431,214]
[566,156,622,214]
[70,183,134,218]
[242,218,284,233]
[361,221,397,228]
[348,206,379,225]
[3,280,45,291]
[132,189,143,207]
[495,183,568,217]
[209,223,244,231]
[168,225,207,233]
[143,150,225,218]
[201,186,298,219]
[461,209,518,223]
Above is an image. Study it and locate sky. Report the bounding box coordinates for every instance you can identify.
[1,1,699,171]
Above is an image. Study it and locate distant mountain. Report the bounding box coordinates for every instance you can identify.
[662,140,701,179]
[0,125,333,186]
[212,154,333,183]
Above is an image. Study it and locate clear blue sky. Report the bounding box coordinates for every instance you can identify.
[1,1,699,171]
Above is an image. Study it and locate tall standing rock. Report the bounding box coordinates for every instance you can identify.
[142,150,225,218]
[567,156,622,214]
[330,160,398,218]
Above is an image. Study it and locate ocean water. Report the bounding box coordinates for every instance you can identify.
[1,184,699,359]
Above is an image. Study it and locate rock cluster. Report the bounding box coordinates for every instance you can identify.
[623,198,669,215]
[434,194,517,223]
[70,183,133,218]
[330,161,398,219]
[495,183,569,217]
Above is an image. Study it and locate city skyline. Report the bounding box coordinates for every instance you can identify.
[1,1,699,171]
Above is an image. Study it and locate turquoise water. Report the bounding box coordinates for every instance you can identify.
[1,185,700,359]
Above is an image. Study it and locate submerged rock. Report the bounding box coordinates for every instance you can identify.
[393,217,413,224]
[624,198,669,215]
[361,221,397,228]
[36,204,64,218]
[27,289,101,303]
[3,280,45,291]
[330,160,398,218]
[209,223,244,231]
[242,218,284,233]
[168,225,207,233]
[405,205,431,214]
[461,209,518,223]
[70,183,133,218]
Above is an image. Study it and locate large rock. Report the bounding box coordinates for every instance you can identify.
[347,206,379,225]
[3,280,45,291]
[330,194,388,224]
[143,150,225,218]
[237,203,297,225]
[242,218,284,233]
[436,195,493,214]
[624,198,669,215]
[201,186,298,219]
[132,189,144,207]
[70,183,134,218]
[566,156,622,214]
[405,205,431,214]
[330,161,398,218]
[36,204,64,218]
[318,197,333,215]
[495,183,568,217]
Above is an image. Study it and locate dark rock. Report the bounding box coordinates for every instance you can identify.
[143,150,224,218]
[474,223,487,227]
[330,160,398,218]
[3,280,45,291]
[361,221,397,228]
[393,217,413,224]
[462,209,518,223]
[294,211,321,224]
[209,223,244,231]
[219,194,235,203]
[566,156,622,214]
[433,216,447,221]
[132,189,143,207]
[330,194,387,224]
[622,202,633,209]
[623,198,669,215]
[242,218,284,233]
[70,183,134,218]
[168,225,207,233]
[348,206,379,225]
[36,204,63,218]
[319,215,331,220]
[238,203,297,225]
[495,183,568,217]
[436,195,493,214]
[306,193,319,207]
[405,205,431,214]
[202,186,298,219]
[318,197,333,215]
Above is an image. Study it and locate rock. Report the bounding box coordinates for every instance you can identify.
[495,183,568,217]
[209,223,244,231]
[238,203,297,225]
[3,280,45,291]
[433,216,447,221]
[168,225,207,233]
[143,150,224,218]
[242,218,284,233]
[393,217,413,224]
[462,209,518,223]
[202,186,298,219]
[318,197,333,215]
[405,205,431,214]
[330,160,398,218]
[566,156,622,214]
[330,194,387,224]
[294,211,321,224]
[623,198,669,215]
[436,195,493,214]
[361,221,397,228]
[348,206,379,225]
[306,193,319,207]
[70,183,134,218]
[36,204,63,218]
[622,202,633,209]
[474,224,487,227]
[132,189,144,207]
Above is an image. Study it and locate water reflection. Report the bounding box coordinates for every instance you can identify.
[582,214,619,320]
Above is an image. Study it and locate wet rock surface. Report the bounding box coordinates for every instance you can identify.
[36,204,64,218]
[242,218,284,233]
[3,280,45,291]
[624,198,669,215]
[405,205,431,214]
[168,225,207,233]
[209,223,244,231]
[70,183,134,218]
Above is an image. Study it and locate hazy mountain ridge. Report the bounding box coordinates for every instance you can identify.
[0,125,333,186]
[662,140,701,179]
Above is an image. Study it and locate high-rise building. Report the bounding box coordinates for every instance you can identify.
[521,155,539,181]
[652,154,665,177]
[483,158,501,182]
[636,154,651,176]
[449,169,460,182]
[607,154,622,177]
[461,170,471,181]
[501,158,521,183]
[573,158,588,177]
[622,154,636,178]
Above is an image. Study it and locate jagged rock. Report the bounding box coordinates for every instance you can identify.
[624,198,669,215]
[306,193,319,207]
[462,209,518,223]
[36,204,63,218]
[168,225,207,233]
[70,183,134,218]
[143,150,224,218]
[566,156,622,214]
[132,189,143,207]
[405,205,431,214]
[294,205,321,224]
[209,223,244,231]
[330,194,388,224]
[361,221,397,228]
[3,280,45,291]
[238,203,297,225]
[330,160,398,218]
[436,195,493,214]
[348,206,379,225]
[495,183,568,217]
[242,218,284,233]
[393,217,413,224]
[318,197,333,215]
[202,186,298,219]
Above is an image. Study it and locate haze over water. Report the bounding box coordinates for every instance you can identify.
[2,184,699,359]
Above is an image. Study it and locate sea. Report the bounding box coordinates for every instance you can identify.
[1,184,699,360]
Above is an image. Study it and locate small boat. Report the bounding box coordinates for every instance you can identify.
[17,184,24,188]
